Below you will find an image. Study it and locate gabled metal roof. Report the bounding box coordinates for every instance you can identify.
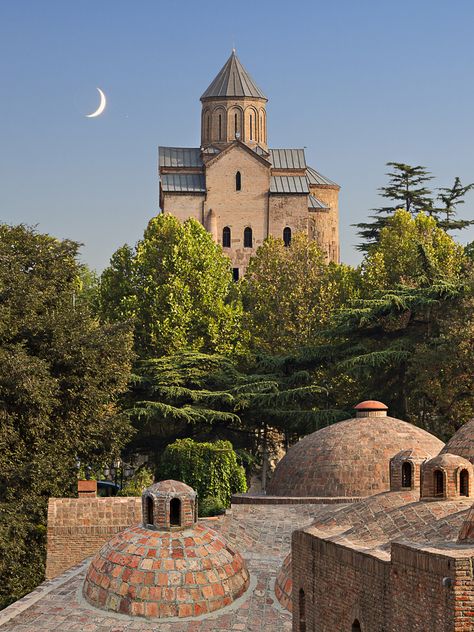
[308,194,329,210]
[201,51,267,100]
[161,173,206,193]
[270,175,309,194]
[159,147,203,168]
[306,166,338,186]
[270,148,306,169]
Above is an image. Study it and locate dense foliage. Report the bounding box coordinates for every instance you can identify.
[0,225,134,608]
[99,214,243,357]
[159,438,247,509]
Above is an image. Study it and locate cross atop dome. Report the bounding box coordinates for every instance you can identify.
[201,50,267,101]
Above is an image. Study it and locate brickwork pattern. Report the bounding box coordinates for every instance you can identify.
[267,414,444,497]
[83,523,249,618]
[389,447,434,492]
[46,497,142,579]
[421,453,474,500]
[142,480,197,530]
[442,417,474,463]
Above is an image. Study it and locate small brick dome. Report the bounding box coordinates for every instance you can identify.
[458,503,474,543]
[390,447,435,492]
[441,418,474,464]
[421,453,474,501]
[267,403,444,498]
[83,481,249,618]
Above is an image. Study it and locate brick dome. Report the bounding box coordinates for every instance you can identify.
[267,403,444,498]
[83,481,249,618]
[441,418,474,463]
[275,551,292,612]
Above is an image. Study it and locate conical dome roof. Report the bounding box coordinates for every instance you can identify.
[201,50,267,100]
[441,418,474,463]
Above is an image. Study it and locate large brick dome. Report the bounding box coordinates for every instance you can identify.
[83,481,249,618]
[441,418,474,463]
[267,402,444,498]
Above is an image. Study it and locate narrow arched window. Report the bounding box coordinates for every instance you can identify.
[352,620,362,632]
[234,113,238,136]
[207,115,210,140]
[244,227,252,248]
[434,470,444,496]
[402,461,412,488]
[460,469,469,496]
[298,589,306,632]
[218,114,222,140]
[283,227,291,247]
[146,496,154,526]
[236,171,242,191]
[250,114,253,140]
[223,226,231,248]
[170,498,181,526]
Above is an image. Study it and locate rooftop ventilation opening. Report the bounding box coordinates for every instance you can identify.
[170,497,181,526]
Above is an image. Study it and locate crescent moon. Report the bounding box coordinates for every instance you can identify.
[86,88,107,118]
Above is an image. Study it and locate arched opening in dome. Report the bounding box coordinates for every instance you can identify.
[146,496,154,526]
[236,171,242,191]
[460,469,469,496]
[283,227,291,247]
[244,227,252,248]
[402,461,412,488]
[352,620,362,631]
[434,469,444,497]
[298,588,306,632]
[223,226,231,248]
[170,497,181,526]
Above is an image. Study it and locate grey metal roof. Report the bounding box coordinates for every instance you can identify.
[306,166,338,186]
[201,51,267,100]
[159,147,203,168]
[270,175,309,194]
[270,148,306,169]
[161,173,206,193]
[308,194,329,210]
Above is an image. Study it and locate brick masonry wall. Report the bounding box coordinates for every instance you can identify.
[389,543,474,632]
[292,531,389,631]
[45,497,142,580]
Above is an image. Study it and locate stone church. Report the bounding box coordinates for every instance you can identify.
[158,51,340,278]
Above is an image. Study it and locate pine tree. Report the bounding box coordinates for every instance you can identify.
[436,177,474,232]
[355,162,434,250]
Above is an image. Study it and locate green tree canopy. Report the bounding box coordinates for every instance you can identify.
[0,224,133,607]
[241,232,359,352]
[99,214,244,357]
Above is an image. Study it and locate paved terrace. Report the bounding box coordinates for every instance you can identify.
[0,503,336,632]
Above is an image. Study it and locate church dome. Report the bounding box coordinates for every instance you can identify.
[441,418,474,463]
[266,402,444,498]
[83,480,249,618]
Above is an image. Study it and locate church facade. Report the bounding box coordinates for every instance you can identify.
[159,51,340,278]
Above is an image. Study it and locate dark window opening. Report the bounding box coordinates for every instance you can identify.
[434,470,444,496]
[244,227,252,248]
[352,620,362,632]
[223,226,231,248]
[283,227,292,247]
[146,496,154,526]
[234,113,238,136]
[232,268,239,282]
[402,461,412,488]
[460,469,469,496]
[236,171,241,191]
[298,589,306,632]
[219,114,222,140]
[250,114,253,140]
[170,497,181,526]
[207,116,210,140]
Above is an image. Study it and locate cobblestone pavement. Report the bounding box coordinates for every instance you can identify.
[0,504,331,632]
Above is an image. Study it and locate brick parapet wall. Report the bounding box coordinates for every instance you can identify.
[292,530,389,631]
[389,542,474,632]
[46,497,142,580]
[231,494,360,505]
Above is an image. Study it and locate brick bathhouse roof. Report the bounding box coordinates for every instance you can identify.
[267,401,444,498]
[441,417,474,463]
[82,480,249,619]
[201,50,267,100]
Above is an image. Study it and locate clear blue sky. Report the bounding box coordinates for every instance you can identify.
[1,0,473,271]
